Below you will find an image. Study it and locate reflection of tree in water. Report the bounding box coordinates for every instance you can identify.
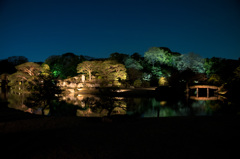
[92,88,127,117]
[63,88,127,117]
[7,92,28,111]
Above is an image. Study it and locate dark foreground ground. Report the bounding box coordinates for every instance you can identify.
[1,105,240,159]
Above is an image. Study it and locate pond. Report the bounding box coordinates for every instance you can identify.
[0,88,238,118]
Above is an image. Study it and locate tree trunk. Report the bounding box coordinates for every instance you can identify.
[89,71,92,81]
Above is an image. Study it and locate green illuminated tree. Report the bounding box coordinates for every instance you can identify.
[175,53,205,73]
[45,53,85,79]
[144,47,178,66]
[124,57,143,70]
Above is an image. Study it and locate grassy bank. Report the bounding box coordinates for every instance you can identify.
[1,105,239,159]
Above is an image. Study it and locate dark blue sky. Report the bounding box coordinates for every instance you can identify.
[1,0,240,62]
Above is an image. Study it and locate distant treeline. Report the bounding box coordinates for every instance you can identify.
[1,47,240,97]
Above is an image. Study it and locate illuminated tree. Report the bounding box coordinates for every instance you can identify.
[151,66,163,78]
[16,62,41,77]
[45,53,85,79]
[99,60,127,81]
[144,47,178,66]
[77,61,101,81]
[41,63,50,76]
[8,62,41,91]
[175,53,205,73]
[208,74,222,85]
[158,77,168,86]
[124,57,143,70]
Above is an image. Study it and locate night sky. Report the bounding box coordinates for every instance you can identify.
[0,0,240,62]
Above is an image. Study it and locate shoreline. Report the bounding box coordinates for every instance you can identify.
[1,113,239,158]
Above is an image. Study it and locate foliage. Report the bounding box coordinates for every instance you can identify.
[142,72,152,81]
[144,47,179,66]
[127,68,143,84]
[77,61,101,81]
[41,63,51,76]
[124,57,143,70]
[0,59,16,74]
[8,62,41,92]
[159,77,168,86]
[207,74,222,85]
[131,52,142,61]
[151,66,163,78]
[109,52,129,64]
[16,62,41,76]
[133,79,142,88]
[7,56,28,66]
[234,65,240,79]
[175,53,205,73]
[25,74,62,115]
[45,53,85,79]
[98,60,127,81]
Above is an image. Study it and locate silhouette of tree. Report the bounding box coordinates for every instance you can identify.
[25,74,62,115]
[109,52,129,64]
[7,56,28,66]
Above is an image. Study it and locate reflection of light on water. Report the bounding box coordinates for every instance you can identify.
[115,97,124,100]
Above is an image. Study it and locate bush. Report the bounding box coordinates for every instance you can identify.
[142,81,150,87]
[133,79,142,88]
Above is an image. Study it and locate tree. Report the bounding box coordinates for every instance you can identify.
[131,52,142,61]
[175,53,205,73]
[45,53,85,79]
[127,68,143,84]
[25,74,62,115]
[8,62,41,92]
[41,63,51,76]
[0,59,16,74]
[15,62,41,77]
[7,56,28,66]
[109,52,129,64]
[144,47,177,66]
[98,60,127,81]
[77,61,101,81]
[124,57,143,70]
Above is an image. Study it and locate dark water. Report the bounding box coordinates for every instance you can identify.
[0,89,238,117]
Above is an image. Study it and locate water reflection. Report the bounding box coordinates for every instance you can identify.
[0,89,232,117]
